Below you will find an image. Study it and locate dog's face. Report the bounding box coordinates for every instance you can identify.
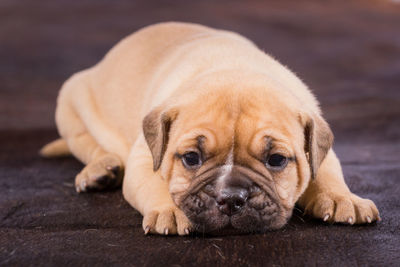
[143,77,333,233]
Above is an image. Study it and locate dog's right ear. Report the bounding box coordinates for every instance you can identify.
[302,112,334,180]
[142,105,179,171]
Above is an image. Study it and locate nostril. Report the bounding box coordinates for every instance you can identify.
[216,196,225,206]
[234,198,245,208]
[216,199,225,206]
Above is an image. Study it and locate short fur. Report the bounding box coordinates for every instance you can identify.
[43,22,379,235]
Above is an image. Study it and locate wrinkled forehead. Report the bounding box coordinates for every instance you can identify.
[171,99,236,160]
[171,90,300,158]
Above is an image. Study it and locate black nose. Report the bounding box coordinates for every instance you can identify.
[216,187,248,215]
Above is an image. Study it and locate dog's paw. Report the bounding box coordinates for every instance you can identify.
[142,206,192,236]
[75,154,123,193]
[304,192,380,224]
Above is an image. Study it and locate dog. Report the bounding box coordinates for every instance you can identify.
[40,22,380,235]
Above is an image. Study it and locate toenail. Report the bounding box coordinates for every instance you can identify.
[80,181,87,192]
[323,214,330,221]
[144,226,150,235]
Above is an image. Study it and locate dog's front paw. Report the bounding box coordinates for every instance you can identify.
[142,206,192,236]
[304,192,380,224]
[75,154,123,192]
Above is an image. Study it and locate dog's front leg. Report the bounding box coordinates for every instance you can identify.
[298,149,380,224]
[122,135,191,235]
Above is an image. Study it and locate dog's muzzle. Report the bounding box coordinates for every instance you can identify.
[178,165,289,234]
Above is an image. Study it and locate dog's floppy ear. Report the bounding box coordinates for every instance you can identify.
[142,105,178,171]
[303,112,334,179]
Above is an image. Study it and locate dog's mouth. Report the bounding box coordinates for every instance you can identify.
[179,181,290,234]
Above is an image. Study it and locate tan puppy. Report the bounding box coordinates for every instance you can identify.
[41,22,379,235]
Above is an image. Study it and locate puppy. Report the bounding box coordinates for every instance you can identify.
[41,22,379,235]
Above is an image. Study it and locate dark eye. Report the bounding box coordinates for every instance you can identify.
[182,152,202,168]
[266,154,288,168]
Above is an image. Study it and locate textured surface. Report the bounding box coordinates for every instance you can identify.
[1,0,400,266]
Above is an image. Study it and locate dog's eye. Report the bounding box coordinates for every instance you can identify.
[182,152,202,168]
[266,154,288,168]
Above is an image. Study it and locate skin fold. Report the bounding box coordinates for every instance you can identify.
[41,22,380,235]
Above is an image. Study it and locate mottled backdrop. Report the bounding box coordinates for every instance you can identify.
[1,0,399,266]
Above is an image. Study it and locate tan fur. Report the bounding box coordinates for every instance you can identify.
[40,138,70,157]
[43,22,379,235]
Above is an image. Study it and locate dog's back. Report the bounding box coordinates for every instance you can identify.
[52,22,319,162]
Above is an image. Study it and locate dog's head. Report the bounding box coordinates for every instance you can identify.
[142,72,333,233]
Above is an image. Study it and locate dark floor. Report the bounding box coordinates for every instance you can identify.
[1,0,400,266]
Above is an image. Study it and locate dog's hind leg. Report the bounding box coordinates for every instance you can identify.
[55,73,124,193]
[68,131,124,193]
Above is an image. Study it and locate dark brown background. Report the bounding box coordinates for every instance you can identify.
[1,0,400,266]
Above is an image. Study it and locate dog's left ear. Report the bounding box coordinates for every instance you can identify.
[142,105,179,171]
[303,112,334,179]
